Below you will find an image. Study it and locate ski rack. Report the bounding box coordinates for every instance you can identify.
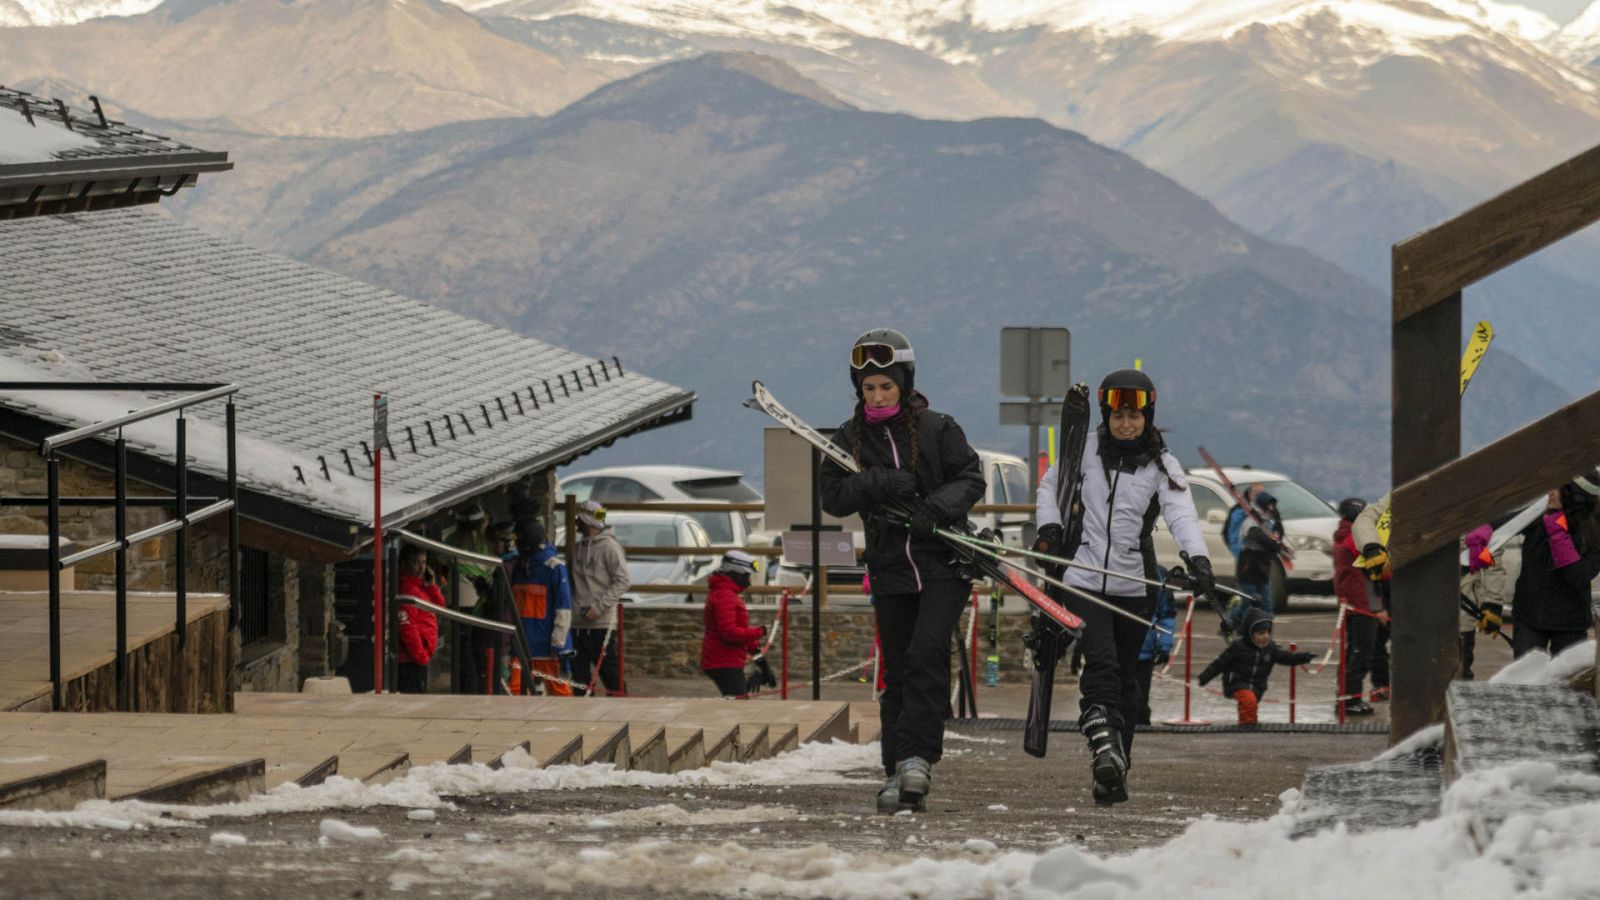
[744,381,1086,635]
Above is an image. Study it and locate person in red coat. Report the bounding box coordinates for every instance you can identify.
[1332,498,1385,716]
[396,543,443,693]
[701,551,766,697]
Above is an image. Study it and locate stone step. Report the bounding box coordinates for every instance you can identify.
[1293,749,1443,837]
[0,758,106,810]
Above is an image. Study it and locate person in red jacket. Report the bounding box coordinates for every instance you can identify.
[700,551,766,697]
[396,543,443,693]
[1332,498,1385,716]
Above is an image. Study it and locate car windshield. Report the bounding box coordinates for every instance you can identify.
[1237,479,1334,520]
[685,511,734,544]
[674,476,761,503]
[611,522,680,547]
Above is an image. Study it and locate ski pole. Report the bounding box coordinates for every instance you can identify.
[939,532,1174,634]
[936,527,1256,603]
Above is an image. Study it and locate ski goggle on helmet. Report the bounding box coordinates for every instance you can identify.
[851,342,915,371]
[1099,386,1154,412]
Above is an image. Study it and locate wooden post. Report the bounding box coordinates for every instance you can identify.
[1390,292,1462,743]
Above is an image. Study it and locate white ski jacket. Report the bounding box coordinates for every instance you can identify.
[1037,431,1208,597]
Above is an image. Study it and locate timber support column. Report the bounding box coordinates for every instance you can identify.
[1390,290,1461,742]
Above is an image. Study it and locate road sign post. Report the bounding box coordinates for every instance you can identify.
[999,327,1070,502]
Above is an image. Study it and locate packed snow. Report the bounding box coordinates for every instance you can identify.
[1488,639,1596,685]
[0,112,99,164]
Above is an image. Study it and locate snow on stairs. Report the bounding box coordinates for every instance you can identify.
[0,694,857,810]
[1294,679,1600,839]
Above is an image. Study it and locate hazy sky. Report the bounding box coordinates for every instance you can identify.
[1518,0,1592,23]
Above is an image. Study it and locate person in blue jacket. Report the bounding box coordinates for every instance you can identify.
[509,520,574,695]
[1134,568,1177,726]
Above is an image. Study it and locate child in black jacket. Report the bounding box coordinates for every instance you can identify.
[1197,608,1312,725]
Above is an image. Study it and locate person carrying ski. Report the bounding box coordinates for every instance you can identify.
[1232,491,1284,623]
[508,520,575,695]
[1351,495,1393,701]
[819,328,984,814]
[1332,497,1383,715]
[1511,474,1600,658]
[1223,483,1264,570]
[1035,368,1215,806]
[1458,523,1507,680]
[571,500,629,695]
[1197,608,1313,726]
[700,551,769,697]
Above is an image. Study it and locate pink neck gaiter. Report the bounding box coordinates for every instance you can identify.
[864,404,900,425]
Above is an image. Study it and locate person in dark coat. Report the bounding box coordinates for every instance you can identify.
[1511,476,1600,658]
[1197,608,1313,726]
[1332,498,1383,716]
[820,328,984,814]
[700,551,766,696]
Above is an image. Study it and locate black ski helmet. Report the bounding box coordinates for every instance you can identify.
[850,328,915,398]
[1097,368,1156,429]
[1337,497,1367,521]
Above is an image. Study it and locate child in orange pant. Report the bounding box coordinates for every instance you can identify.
[1197,609,1312,725]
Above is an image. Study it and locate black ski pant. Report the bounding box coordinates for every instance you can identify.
[1343,614,1381,701]
[1371,620,1391,690]
[1459,630,1476,680]
[572,627,622,695]
[1512,623,1588,659]
[874,579,969,777]
[1134,658,1156,726]
[704,667,746,697]
[1071,590,1154,759]
[397,663,429,694]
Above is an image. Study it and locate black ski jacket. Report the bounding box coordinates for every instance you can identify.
[1197,609,1313,699]
[1512,516,1600,632]
[820,394,984,597]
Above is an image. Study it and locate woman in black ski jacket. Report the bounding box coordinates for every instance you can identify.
[1511,475,1600,658]
[819,328,984,814]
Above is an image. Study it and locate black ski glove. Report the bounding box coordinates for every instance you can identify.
[1188,555,1216,598]
[907,505,939,540]
[1197,671,1214,687]
[1034,523,1064,556]
[877,469,918,503]
[1361,543,1385,561]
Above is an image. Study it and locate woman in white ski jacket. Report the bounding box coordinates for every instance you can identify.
[1035,368,1213,806]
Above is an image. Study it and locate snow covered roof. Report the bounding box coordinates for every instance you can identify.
[0,85,230,219]
[0,208,695,550]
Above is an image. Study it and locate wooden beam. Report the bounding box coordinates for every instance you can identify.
[1390,385,1600,566]
[1393,141,1600,322]
[1389,293,1461,744]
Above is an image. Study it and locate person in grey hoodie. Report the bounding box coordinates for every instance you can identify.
[570,500,630,695]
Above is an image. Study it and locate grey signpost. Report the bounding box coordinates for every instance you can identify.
[999,327,1071,502]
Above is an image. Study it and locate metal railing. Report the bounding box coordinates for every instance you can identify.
[0,382,240,711]
[390,526,537,695]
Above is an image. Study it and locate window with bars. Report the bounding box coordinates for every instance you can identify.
[239,546,271,646]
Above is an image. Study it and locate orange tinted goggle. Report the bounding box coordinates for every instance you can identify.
[851,343,910,370]
[1100,387,1153,411]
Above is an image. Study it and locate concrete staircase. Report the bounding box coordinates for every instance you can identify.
[1295,679,1600,840]
[0,693,867,812]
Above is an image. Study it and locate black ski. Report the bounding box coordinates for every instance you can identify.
[1024,383,1091,758]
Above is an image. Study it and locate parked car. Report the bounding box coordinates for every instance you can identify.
[558,511,716,604]
[1150,465,1340,611]
[559,466,764,547]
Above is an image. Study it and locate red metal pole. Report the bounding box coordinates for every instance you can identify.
[1164,610,1210,726]
[1337,611,1347,725]
[372,394,383,695]
[615,604,626,696]
[781,591,790,700]
[1289,641,1297,725]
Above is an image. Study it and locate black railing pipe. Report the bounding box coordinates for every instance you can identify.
[175,414,187,649]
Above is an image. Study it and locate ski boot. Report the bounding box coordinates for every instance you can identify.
[895,757,933,811]
[1342,699,1375,717]
[876,773,907,813]
[1080,706,1128,807]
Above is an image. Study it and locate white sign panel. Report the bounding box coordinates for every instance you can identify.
[781,530,857,568]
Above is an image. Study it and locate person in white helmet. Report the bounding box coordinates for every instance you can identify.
[570,500,629,695]
[700,550,769,697]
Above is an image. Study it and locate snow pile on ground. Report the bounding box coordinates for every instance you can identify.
[0,739,878,831]
[319,819,383,843]
[508,803,799,830]
[1490,640,1595,686]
